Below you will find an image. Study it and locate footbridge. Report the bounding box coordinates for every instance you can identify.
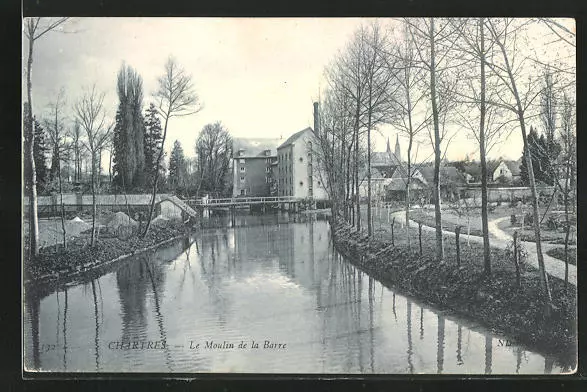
[186,196,302,208]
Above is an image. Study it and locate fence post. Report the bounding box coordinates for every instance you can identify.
[455,225,462,267]
[513,231,521,288]
[391,217,395,247]
[418,222,423,255]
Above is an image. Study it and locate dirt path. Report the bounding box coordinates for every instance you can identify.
[488,216,576,286]
[391,210,576,286]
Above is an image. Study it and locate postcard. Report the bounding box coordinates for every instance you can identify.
[22,17,577,375]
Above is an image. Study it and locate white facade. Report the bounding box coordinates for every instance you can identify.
[277,128,328,200]
[493,161,512,181]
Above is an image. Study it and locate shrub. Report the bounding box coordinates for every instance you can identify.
[505,237,528,266]
[546,215,560,230]
[510,214,517,225]
[523,212,533,226]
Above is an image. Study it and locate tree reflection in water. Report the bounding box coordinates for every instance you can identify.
[62,287,68,372]
[23,215,573,374]
[406,299,414,374]
[437,314,445,374]
[91,279,101,371]
[485,335,493,375]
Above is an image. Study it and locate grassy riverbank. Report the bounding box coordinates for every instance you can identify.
[331,219,576,367]
[24,222,191,285]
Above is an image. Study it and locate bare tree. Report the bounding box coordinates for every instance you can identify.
[44,89,70,250]
[359,21,400,236]
[143,56,201,237]
[404,17,459,263]
[24,17,69,257]
[556,92,576,285]
[195,122,233,197]
[451,17,517,276]
[387,22,432,251]
[330,29,371,232]
[74,85,112,246]
[484,18,552,302]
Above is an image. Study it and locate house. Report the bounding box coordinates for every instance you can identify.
[492,159,521,183]
[232,138,280,197]
[358,167,393,201]
[276,127,328,200]
[418,165,468,201]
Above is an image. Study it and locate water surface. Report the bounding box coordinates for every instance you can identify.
[23,212,572,374]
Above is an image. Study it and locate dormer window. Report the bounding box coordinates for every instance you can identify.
[238,149,245,157]
[265,149,271,156]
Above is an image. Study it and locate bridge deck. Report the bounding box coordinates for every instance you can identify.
[188,196,302,207]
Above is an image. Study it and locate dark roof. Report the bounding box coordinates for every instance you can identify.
[386,177,427,191]
[419,166,467,185]
[277,127,313,150]
[486,160,501,174]
[233,138,280,158]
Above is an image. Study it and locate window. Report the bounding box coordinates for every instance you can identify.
[240,176,245,182]
[318,181,321,186]
[299,181,304,186]
[266,167,270,173]
[240,166,245,172]
[265,149,271,156]
[240,189,245,195]
[239,158,245,164]
[238,150,245,157]
[299,157,303,162]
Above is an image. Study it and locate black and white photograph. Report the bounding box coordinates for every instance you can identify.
[22,17,577,375]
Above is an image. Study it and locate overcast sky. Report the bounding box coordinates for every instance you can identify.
[23,17,575,164]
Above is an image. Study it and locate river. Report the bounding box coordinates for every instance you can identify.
[23,211,572,374]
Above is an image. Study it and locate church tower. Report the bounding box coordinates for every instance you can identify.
[394,134,401,162]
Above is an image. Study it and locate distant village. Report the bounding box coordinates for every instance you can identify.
[228,103,553,207]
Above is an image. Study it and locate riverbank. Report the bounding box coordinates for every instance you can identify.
[331,219,576,366]
[24,222,192,286]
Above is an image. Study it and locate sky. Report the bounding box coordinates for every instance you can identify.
[23,17,576,165]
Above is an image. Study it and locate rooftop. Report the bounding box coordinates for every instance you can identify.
[277,127,313,150]
[233,137,280,158]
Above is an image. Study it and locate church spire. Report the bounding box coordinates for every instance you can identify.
[386,137,391,154]
[395,134,401,161]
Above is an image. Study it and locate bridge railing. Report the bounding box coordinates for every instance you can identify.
[186,196,300,206]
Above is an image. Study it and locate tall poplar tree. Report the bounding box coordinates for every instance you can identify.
[112,63,146,191]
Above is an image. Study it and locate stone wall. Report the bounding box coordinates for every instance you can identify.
[458,186,555,203]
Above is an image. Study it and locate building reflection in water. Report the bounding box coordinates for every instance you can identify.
[23,211,573,374]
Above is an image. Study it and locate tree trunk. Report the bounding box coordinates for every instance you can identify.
[563,159,570,285]
[479,18,491,276]
[406,78,414,251]
[367,92,373,236]
[354,125,361,232]
[90,150,97,246]
[58,150,67,250]
[26,32,40,257]
[520,115,552,301]
[429,18,444,263]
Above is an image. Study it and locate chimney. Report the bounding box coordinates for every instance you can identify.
[313,102,319,136]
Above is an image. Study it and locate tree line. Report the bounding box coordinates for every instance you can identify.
[24,18,234,255]
[313,18,575,304]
